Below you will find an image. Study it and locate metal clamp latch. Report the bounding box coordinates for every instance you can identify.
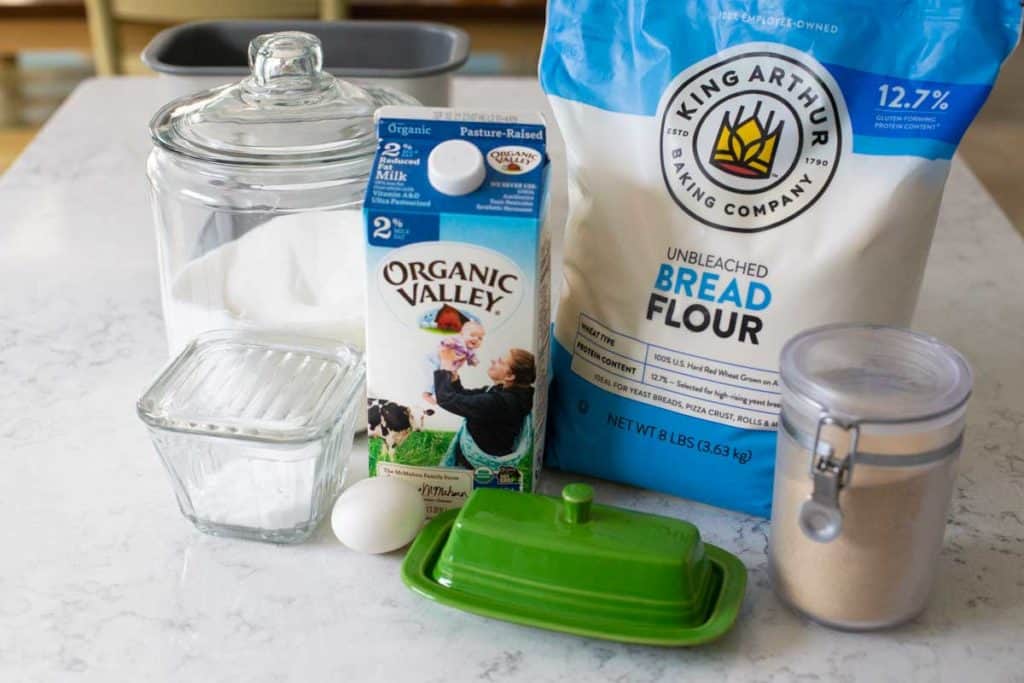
[798,414,859,543]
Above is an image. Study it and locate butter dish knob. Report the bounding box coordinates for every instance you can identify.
[562,483,594,524]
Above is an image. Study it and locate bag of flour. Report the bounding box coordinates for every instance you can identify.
[540,0,1021,515]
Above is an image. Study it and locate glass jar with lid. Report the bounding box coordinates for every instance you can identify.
[147,31,416,355]
[769,323,972,630]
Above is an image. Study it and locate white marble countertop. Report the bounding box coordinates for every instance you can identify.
[1,77,1022,682]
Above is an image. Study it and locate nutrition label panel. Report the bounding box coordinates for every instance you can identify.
[570,313,781,430]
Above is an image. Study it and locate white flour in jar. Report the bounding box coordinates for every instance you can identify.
[165,210,366,355]
[191,457,318,531]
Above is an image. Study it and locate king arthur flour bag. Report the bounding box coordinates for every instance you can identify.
[540,0,1021,515]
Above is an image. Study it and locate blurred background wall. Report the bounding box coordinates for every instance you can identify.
[0,0,1021,235]
[0,0,543,164]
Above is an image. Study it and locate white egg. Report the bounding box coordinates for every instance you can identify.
[331,476,426,554]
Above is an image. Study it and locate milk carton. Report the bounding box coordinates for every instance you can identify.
[363,107,550,516]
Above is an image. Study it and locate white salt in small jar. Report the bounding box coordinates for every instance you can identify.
[769,323,972,630]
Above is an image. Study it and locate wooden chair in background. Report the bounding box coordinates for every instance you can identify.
[0,0,90,130]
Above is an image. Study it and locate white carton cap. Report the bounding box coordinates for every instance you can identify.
[428,139,486,196]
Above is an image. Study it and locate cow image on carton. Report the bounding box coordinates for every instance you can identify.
[367,399,435,460]
[363,106,550,517]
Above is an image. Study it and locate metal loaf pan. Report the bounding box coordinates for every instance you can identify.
[142,19,469,106]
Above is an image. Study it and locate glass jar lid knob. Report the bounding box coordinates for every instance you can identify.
[247,31,331,93]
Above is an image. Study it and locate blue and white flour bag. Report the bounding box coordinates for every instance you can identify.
[541,1,1021,515]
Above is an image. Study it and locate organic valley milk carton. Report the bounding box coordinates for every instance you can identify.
[364,107,550,516]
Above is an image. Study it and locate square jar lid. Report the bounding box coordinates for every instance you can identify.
[402,485,747,645]
[137,330,364,444]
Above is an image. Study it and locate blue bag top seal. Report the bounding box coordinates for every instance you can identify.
[540,0,1022,159]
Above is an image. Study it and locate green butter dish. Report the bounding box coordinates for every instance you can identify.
[401,483,747,646]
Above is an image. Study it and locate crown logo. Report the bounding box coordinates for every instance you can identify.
[710,102,784,179]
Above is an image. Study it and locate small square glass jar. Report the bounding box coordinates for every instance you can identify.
[138,330,364,543]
